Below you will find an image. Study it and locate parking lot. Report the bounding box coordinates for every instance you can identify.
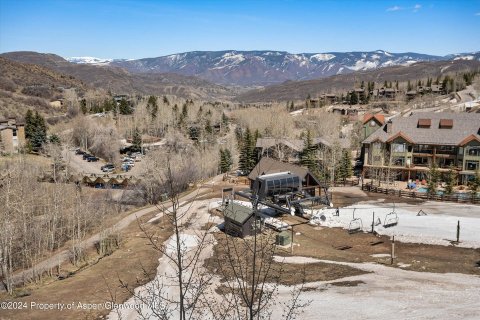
[62,147,146,177]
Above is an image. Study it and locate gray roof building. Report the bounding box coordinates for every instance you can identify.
[362,113,480,146]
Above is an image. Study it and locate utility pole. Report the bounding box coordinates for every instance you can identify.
[456,220,460,243]
[391,236,395,265]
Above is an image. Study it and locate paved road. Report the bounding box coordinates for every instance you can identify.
[6,174,224,290]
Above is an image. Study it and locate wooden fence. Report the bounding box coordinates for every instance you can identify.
[329,179,361,187]
[361,184,480,204]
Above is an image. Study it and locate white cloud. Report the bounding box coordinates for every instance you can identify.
[413,4,422,12]
[386,5,402,12]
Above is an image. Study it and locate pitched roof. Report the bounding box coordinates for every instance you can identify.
[458,134,480,146]
[223,202,254,224]
[363,112,480,146]
[248,157,309,181]
[363,113,385,125]
[256,137,333,151]
[386,131,414,144]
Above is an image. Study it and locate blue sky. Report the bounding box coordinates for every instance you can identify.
[0,0,479,59]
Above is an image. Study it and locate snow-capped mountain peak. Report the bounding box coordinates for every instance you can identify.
[66,50,480,86]
[66,56,113,65]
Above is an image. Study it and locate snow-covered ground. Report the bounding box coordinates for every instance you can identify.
[109,199,223,320]
[272,256,480,320]
[310,200,480,248]
[109,198,480,320]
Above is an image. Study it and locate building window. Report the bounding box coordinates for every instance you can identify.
[467,147,480,156]
[392,157,405,166]
[373,142,382,150]
[466,160,479,171]
[439,145,455,151]
[392,143,405,153]
[413,157,428,165]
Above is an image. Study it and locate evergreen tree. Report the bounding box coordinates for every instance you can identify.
[395,80,399,90]
[221,112,229,127]
[444,165,457,195]
[163,95,170,105]
[238,127,252,174]
[427,162,440,195]
[119,98,133,115]
[181,102,188,119]
[131,128,142,153]
[407,80,413,91]
[238,127,258,174]
[300,130,318,173]
[336,149,353,182]
[290,101,294,111]
[28,111,47,150]
[80,99,88,114]
[25,109,35,139]
[468,169,480,196]
[49,134,61,144]
[205,119,213,135]
[219,149,233,173]
[349,91,358,105]
[188,126,199,141]
[147,95,158,119]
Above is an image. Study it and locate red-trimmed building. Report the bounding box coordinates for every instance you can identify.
[361,112,480,184]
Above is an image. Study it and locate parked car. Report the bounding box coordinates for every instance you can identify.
[121,163,132,172]
[75,149,85,155]
[101,163,114,169]
[87,156,99,162]
[103,167,114,173]
[82,153,92,160]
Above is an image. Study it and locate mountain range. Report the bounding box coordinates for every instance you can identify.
[67,50,480,86]
[0,51,233,100]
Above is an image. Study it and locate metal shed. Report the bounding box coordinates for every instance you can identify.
[223,202,258,238]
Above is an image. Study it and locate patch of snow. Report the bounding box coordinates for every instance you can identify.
[310,53,335,61]
[289,108,305,116]
[310,202,480,248]
[370,253,390,258]
[401,60,418,66]
[347,59,379,71]
[271,256,480,319]
[371,54,380,60]
[66,56,112,64]
[397,263,411,268]
[263,51,282,56]
[454,55,474,61]
[214,52,245,68]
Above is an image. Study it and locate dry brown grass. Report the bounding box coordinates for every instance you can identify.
[0,212,172,320]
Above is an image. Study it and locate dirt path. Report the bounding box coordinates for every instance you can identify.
[7,174,224,290]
